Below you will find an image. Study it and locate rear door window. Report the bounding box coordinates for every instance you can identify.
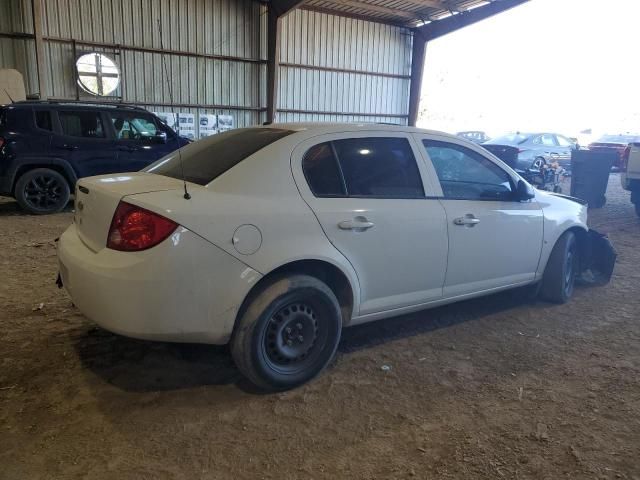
[334,137,424,198]
[302,137,424,199]
[302,143,345,196]
[34,110,53,131]
[58,110,105,138]
[145,128,294,185]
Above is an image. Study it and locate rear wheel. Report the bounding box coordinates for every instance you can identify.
[15,168,70,214]
[540,231,578,304]
[231,275,342,391]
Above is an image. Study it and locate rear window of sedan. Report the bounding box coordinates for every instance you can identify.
[145,128,294,185]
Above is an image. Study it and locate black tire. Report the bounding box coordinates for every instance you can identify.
[540,231,578,304]
[231,275,342,391]
[14,168,70,214]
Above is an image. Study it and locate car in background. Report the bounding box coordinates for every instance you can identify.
[588,134,640,170]
[456,131,490,144]
[483,132,577,171]
[57,123,614,391]
[620,142,640,216]
[0,101,189,214]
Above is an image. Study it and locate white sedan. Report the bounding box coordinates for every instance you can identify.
[57,123,612,391]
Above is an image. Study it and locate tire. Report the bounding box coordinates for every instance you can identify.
[231,275,342,391]
[14,168,70,214]
[532,157,546,170]
[540,231,579,304]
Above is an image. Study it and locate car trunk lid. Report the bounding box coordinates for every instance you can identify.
[74,172,187,252]
[481,144,520,169]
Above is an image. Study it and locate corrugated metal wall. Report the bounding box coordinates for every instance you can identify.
[277,8,412,125]
[0,1,38,92]
[0,0,267,129]
[0,1,413,128]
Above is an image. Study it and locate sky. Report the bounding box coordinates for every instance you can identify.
[418,0,640,141]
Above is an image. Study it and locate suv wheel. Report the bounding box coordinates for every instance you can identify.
[15,168,70,215]
[231,275,342,391]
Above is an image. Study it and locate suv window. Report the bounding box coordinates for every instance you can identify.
[423,140,514,201]
[146,128,294,185]
[302,137,424,198]
[34,110,53,131]
[59,110,105,138]
[111,112,158,140]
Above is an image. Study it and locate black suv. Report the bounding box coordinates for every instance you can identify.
[0,101,189,214]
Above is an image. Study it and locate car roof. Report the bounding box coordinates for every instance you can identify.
[4,100,148,112]
[264,122,456,138]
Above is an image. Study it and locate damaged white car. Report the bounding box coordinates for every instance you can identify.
[57,124,615,391]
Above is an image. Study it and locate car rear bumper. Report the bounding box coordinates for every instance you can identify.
[57,223,261,344]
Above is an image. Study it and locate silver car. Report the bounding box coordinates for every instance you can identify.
[484,132,577,170]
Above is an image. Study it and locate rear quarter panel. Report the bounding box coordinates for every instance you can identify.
[125,135,362,319]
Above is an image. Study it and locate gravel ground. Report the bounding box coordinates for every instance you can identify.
[1,174,639,480]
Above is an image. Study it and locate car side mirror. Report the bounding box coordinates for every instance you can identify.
[152,132,167,144]
[516,179,535,201]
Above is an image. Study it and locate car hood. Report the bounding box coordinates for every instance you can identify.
[545,191,587,206]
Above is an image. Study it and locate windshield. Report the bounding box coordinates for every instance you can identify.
[145,127,294,185]
[596,134,640,144]
[485,133,530,145]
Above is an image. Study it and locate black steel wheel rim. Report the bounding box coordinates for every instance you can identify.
[262,300,328,374]
[23,174,65,211]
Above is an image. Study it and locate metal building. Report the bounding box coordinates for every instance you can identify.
[0,0,527,133]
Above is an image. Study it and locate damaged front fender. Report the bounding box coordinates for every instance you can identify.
[579,229,617,285]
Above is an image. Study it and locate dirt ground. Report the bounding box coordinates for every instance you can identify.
[1,174,639,480]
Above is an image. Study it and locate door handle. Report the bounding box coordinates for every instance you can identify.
[338,216,375,231]
[56,144,77,151]
[453,214,480,227]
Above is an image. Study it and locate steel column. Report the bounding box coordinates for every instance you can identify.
[266,0,306,123]
[266,9,281,123]
[408,31,426,127]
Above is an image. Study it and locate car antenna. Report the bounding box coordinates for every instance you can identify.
[3,89,14,103]
[157,18,190,200]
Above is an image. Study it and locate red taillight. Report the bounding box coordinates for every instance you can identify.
[621,146,631,172]
[107,201,178,251]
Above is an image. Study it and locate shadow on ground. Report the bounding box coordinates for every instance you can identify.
[73,286,541,394]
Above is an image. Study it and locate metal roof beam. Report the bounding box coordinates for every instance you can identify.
[417,0,530,40]
[270,0,306,17]
[330,0,420,20]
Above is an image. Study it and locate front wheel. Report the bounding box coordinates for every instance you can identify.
[14,168,70,214]
[540,231,578,304]
[231,275,342,391]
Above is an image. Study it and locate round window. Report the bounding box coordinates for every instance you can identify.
[76,53,120,96]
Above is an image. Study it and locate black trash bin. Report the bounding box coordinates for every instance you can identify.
[570,150,616,208]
